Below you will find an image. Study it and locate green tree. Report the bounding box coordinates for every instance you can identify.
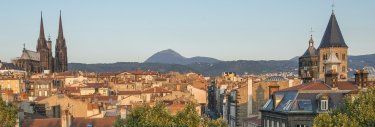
[314,87,375,127]
[174,103,200,127]
[120,102,174,127]
[202,117,227,127]
[0,97,18,127]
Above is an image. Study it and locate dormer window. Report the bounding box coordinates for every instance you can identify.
[321,100,328,110]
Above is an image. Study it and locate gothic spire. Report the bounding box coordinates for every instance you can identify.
[37,11,47,51]
[318,12,348,49]
[39,11,46,39]
[58,10,64,39]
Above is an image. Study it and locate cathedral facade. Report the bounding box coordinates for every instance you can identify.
[299,12,348,83]
[12,12,68,74]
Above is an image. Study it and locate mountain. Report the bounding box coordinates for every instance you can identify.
[144,49,221,65]
[69,54,375,76]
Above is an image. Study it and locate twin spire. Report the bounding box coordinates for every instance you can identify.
[38,11,64,42]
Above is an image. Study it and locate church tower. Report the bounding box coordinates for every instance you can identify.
[299,35,318,83]
[37,12,53,72]
[55,11,68,72]
[317,12,348,81]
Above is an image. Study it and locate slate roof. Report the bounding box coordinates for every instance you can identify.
[19,49,40,61]
[318,13,348,49]
[302,37,317,57]
[262,81,357,114]
[0,62,24,71]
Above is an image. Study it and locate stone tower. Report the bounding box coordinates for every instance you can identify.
[317,12,348,81]
[55,11,68,72]
[37,12,53,72]
[299,35,318,83]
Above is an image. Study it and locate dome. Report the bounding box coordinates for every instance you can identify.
[302,36,317,57]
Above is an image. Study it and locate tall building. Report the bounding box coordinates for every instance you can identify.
[298,36,318,83]
[12,12,68,74]
[317,12,348,81]
[55,11,68,72]
[36,13,54,72]
[299,11,348,82]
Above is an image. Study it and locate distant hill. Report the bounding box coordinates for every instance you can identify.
[144,49,221,65]
[68,54,375,76]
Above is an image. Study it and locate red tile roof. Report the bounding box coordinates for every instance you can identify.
[336,81,357,90]
[280,82,330,91]
[118,90,141,95]
[142,87,171,93]
[281,81,358,92]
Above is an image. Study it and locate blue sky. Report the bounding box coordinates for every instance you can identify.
[0,0,374,63]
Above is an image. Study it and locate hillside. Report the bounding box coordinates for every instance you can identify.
[69,54,375,76]
[144,49,221,65]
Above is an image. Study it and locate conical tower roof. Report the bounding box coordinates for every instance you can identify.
[318,12,348,49]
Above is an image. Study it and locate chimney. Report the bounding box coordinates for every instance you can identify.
[355,70,369,88]
[61,109,72,127]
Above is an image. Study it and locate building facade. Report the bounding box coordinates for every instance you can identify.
[299,12,348,82]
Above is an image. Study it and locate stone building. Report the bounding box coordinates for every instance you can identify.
[299,11,348,82]
[299,36,318,83]
[12,12,68,74]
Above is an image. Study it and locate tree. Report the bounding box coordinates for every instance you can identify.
[202,117,227,127]
[0,97,18,127]
[174,103,200,127]
[114,102,227,127]
[118,102,174,127]
[314,87,375,127]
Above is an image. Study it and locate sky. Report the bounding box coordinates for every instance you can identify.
[0,0,374,63]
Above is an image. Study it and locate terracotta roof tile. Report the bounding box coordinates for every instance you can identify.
[280,81,330,91]
[118,90,141,95]
[142,87,171,93]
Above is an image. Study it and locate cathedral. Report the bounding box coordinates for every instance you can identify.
[299,11,348,83]
[12,12,68,74]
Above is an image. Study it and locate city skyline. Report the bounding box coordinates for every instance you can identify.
[1,0,375,63]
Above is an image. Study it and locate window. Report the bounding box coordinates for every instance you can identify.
[342,66,346,72]
[44,91,48,96]
[296,125,307,127]
[342,54,346,60]
[267,120,269,127]
[38,91,42,96]
[271,120,274,127]
[336,53,339,59]
[277,122,280,127]
[321,100,328,110]
[264,119,267,127]
[282,123,286,127]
